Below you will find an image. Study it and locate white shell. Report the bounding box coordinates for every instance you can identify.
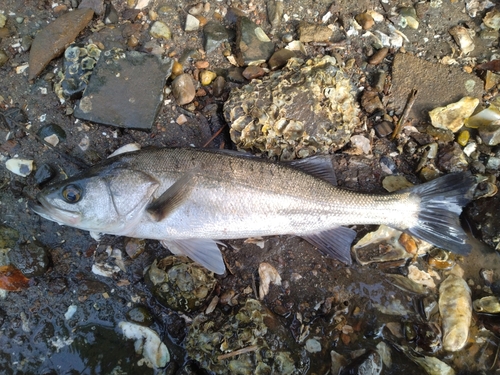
[6,158,34,177]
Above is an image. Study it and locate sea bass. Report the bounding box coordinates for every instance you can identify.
[30,148,476,274]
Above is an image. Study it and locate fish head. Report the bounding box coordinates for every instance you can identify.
[31,163,160,234]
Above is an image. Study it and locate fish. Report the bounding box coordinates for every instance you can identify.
[30,147,476,275]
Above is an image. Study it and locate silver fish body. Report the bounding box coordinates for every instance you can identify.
[31,148,475,274]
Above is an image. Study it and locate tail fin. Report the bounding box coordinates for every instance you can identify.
[405,173,476,255]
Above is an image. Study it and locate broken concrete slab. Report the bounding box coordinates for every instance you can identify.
[28,8,94,81]
[390,53,483,122]
[73,50,173,129]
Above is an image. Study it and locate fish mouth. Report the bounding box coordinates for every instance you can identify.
[29,195,81,226]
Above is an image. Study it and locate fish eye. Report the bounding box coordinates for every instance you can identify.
[61,184,82,203]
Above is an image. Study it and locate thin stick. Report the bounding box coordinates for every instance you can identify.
[391,89,418,140]
[203,124,227,148]
[217,345,259,361]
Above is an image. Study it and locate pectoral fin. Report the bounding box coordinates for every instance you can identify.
[161,239,226,275]
[302,226,356,265]
[146,173,196,221]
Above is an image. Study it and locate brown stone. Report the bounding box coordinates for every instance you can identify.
[28,8,94,80]
[368,47,389,65]
[298,21,333,43]
[242,65,266,80]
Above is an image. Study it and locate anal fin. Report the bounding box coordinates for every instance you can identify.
[161,239,226,275]
[302,226,356,265]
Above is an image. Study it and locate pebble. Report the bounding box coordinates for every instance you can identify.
[199,70,216,86]
[268,49,295,70]
[236,16,275,66]
[400,7,419,29]
[176,114,188,124]
[457,129,470,146]
[0,13,6,28]
[79,0,105,15]
[355,12,374,30]
[188,3,204,16]
[369,47,389,65]
[185,14,200,31]
[37,123,66,144]
[150,21,171,39]
[212,76,226,97]
[34,164,56,186]
[298,21,333,42]
[203,21,229,53]
[361,90,384,114]
[28,8,94,80]
[171,73,196,105]
[6,158,34,177]
[0,50,8,68]
[242,65,266,80]
[170,61,183,79]
[479,122,500,146]
[126,306,154,327]
[437,142,469,172]
[429,97,479,132]
[194,60,209,69]
[282,33,293,43]
[124,238,146,259]
[449,26,475,54]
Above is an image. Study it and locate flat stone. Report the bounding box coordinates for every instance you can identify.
[150,21,171,39]
[74,50,173,129]
[203,21,229,53]
[391,53,483,122]
[235,16,275,66]
[28,8,94,81]
[79,0,104,15]
[242,65,265,80]
[185,14,200,31]
[298,21,333,43]
[429,97,479,132]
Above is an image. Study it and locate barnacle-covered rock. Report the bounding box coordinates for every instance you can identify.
[145,255,217,313]
[185,299,298,374]
[224,56,360,160]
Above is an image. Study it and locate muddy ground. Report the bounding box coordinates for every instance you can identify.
[1,0,500,374]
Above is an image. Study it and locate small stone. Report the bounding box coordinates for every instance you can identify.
[188,3,204,16]
[350,135,371,154]
[374,121,394,138]
[176,114,188,124]
[195,60,209,69]
[212,76,226,97]
[185,14,200,31]
[449,26,474,54]
[171,60,183,79]
[150,21,171,39]
[355,12,374,30]
[127,35,139,48]
[429,97,479,133]
[79,0,105,15]
[305,339,322,353]
[268,49,295,70]
[199,70,216,86]
[282,33,293,43]
[236,16,275,66]
[361,90,384,114]
[400,7,419,29]
[457,129,470,146]
[298,21,333,42]
[0,50,8,68]
[196,15,207,28]
[124,238,146,259]
[126,306,154,327]
[6,158,34,177]
[104,2,119,24]
[0,14,6,28]
[479,121,500,146]
[437,142,468,173]
[267,0,284,29]
[171,73,196,105]
[369,47,389,65]
[37,123,66,143]
[486,156,500,170]
[484,9,500,31]
[226,67,246,83]
[242,65,266,80]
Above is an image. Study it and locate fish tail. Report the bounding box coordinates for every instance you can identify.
[405,173,476,255]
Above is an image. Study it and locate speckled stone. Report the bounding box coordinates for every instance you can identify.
[171,73,196,105]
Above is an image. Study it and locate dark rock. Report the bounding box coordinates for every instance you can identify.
[226,67,246,83]
[28,8,94,80]
[171,73,196,105]
[374,121,393,138]
[425,125,454,142]
[235,16,275,66]
[268,49,295,70]
[37,123,66,141]
[225,7,247,25]
[104,2,119,24]
[298,21,333,43]
[74,50,173,129]
[34,164,56,186]
[267,0,283,29]
[9,242,50,277]
[203,21,229,53]
[212,76,226,97]
[0,225,19,249]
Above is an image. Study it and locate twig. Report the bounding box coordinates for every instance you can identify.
[391,89,418,140]
[202,124,227,148]
[217,345,259,361]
